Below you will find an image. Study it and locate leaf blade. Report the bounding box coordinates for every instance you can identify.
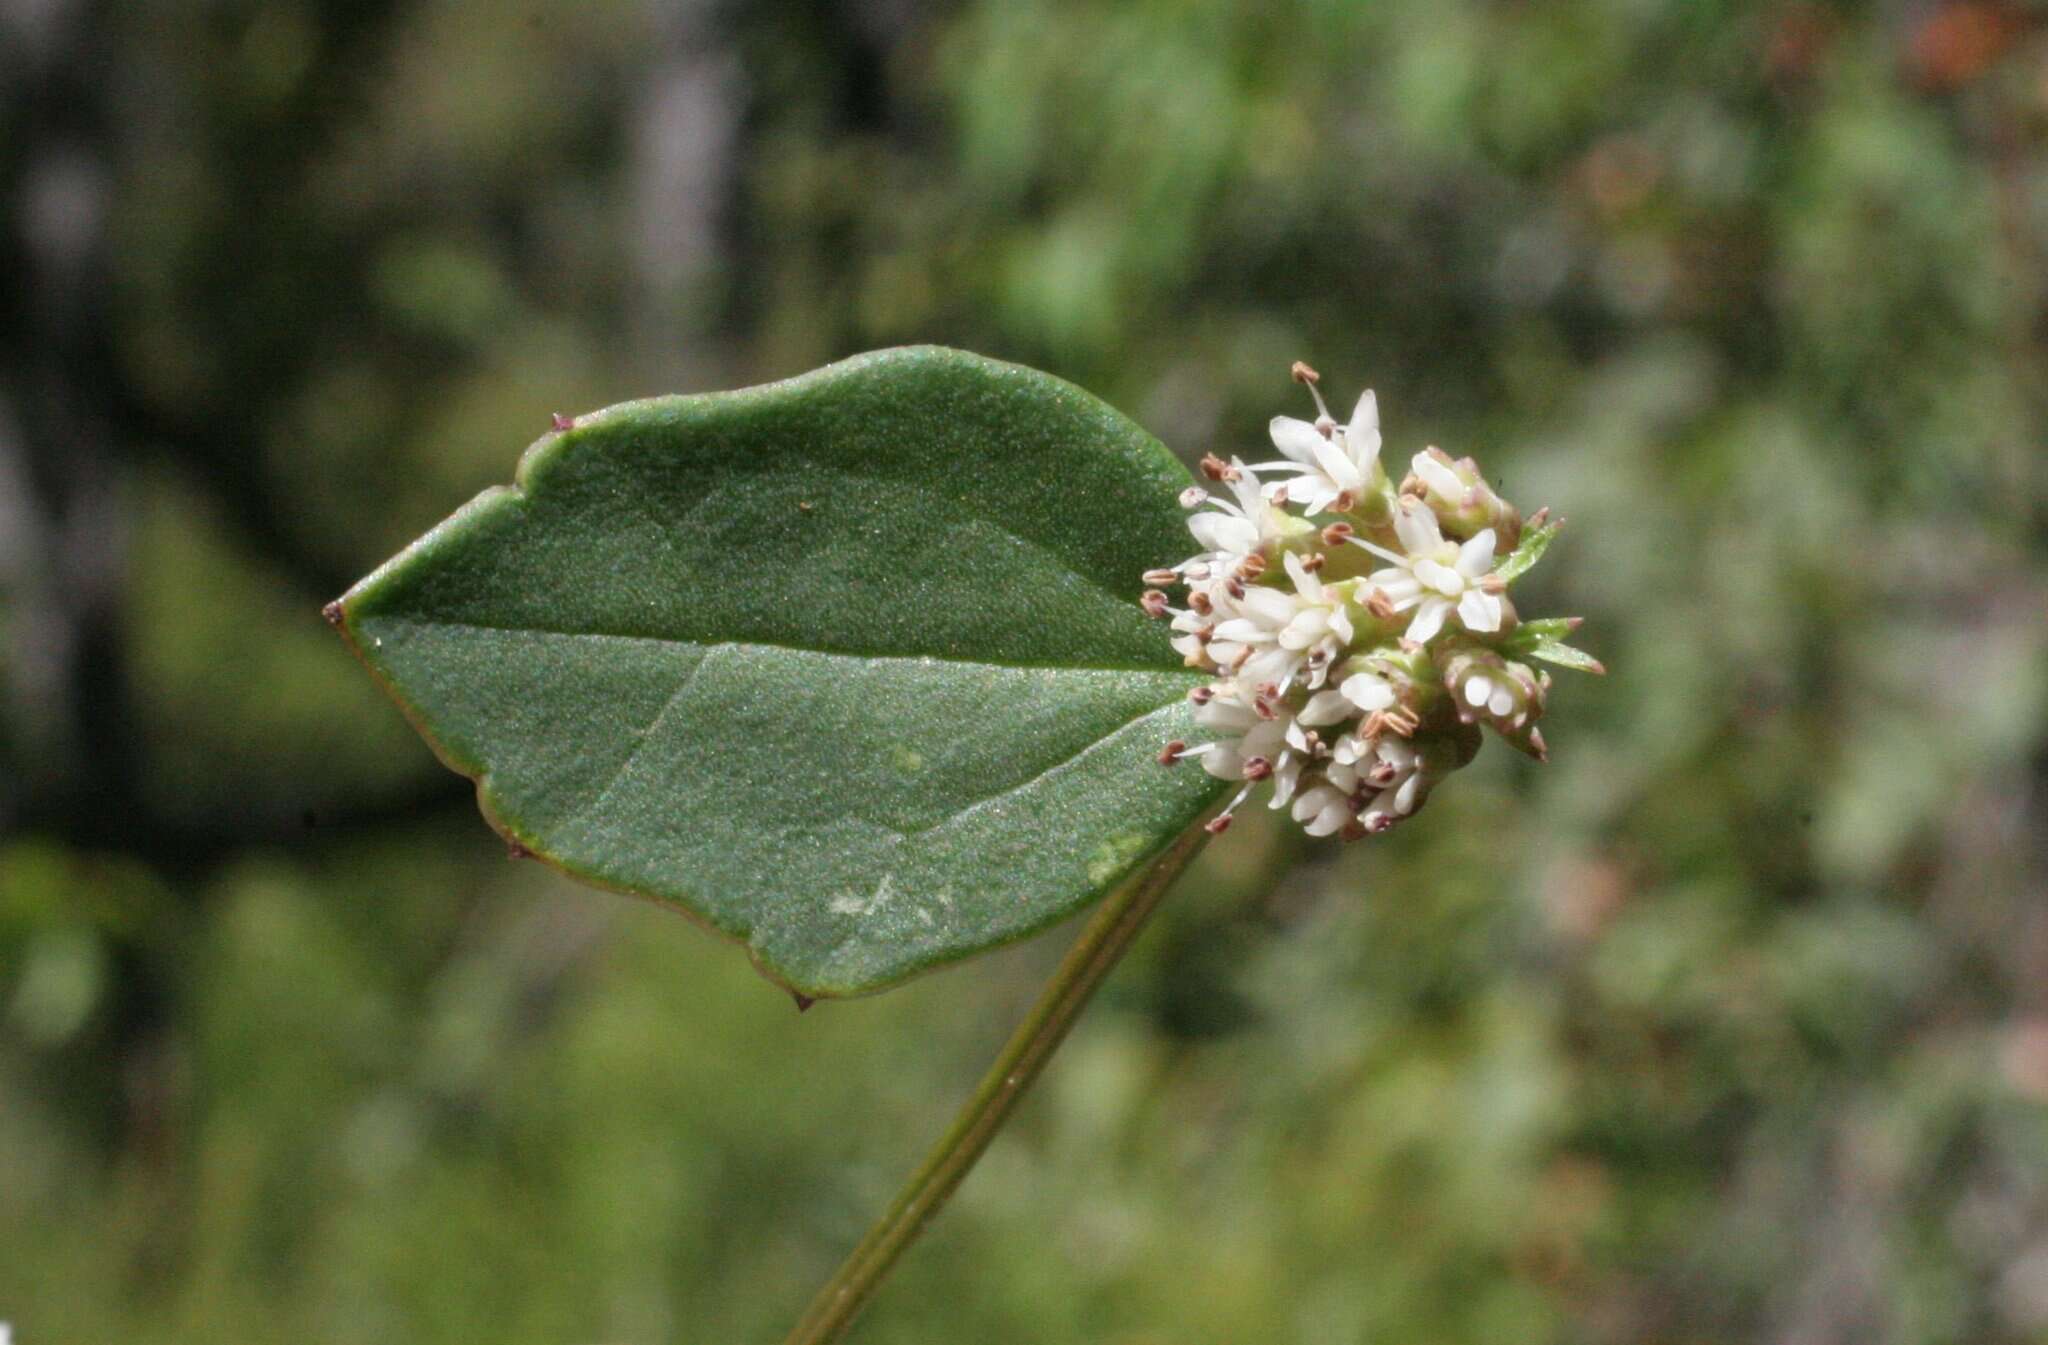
[336,347,1227,995]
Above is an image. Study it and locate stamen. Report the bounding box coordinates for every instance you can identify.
[1237,553,1267,580]
[1365,589,1397,619]
[1143,568,1179,586]
[1480,574,1506,594]
[1242,756,1273,782]
[1189,685,1215,705]
[1141,590,1170,618]
[1179,487,1209,509]
[1322,522,1354,547]
[1225,577,1247,600]
[1199,454,1229,481]
[1158,740,1187,766]
[1300,552,1325,573]
[1332,490,1357,511]
[1188,590,1213,615]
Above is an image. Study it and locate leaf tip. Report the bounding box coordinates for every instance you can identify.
[791,991,816,1013]
[321,600,344,628]
[506,838,532,860]
[550,412,576,432]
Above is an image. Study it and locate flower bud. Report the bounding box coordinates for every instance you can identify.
[1441,644,1549,759]
[1407,448,1522,552]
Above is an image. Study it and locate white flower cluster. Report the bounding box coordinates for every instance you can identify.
[1148,363,1593,841]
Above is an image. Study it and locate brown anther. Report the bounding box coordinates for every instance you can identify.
[321,600,344,627]
[1243,756,1274,782]
[1225,577,1247,600]
[1188,590,1213,615]
[1237,553,1267,579]
[1300,552,1326,573]
[1291,360,1321,385]
[1231,646,1254,670]
[1321,522,1354,547]
[551,412,576,432]
[1143,568,1179,586]
[1367,763,1398,787]
[1141,589,1171,618]
[1366,589,1397,620]
[1385,708,1420,736]
[1256,682,1282,699]
[1399,473,1423,496]
[1333,490,1357,512]
[1189,685,1215,705]
[1480,573,1507,594]
[1200,454,1230,481]
[1316,417,1337,439]
[1271,484,1290,506]
[1204,814,1235,835]
[1158,740,1187,766]
[1253,697,1278,720]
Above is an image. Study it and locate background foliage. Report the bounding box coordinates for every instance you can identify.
[3,1,2047,1341]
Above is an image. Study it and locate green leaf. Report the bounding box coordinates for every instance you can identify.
[332,347,1227,997]
[1523,640,1606,675]
[1493,515,1563,584]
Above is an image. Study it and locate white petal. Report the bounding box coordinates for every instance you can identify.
[1413,557,1463,597]
[1345,391,1381,469]
[1203,745,1243,779]
[1268,416,1326,466]
[1195,699,1259,731]
[1235,586,1298,625]
[1456,528,1497,577]
[1310,435,1364,492]
[1340,672,1395,713]
[1279,609,1328,650]
[1211,619,1268,644]
[1393,773,1423,815]
[1327,608,1354,647]
[1456,588,1503,633]
[1489,687,1515,717]
[1304,802,1351,837]
[1464,675,1493,709]
[1299,690,1354,725]
[1189,512,1258,555]
[1405,596,1451,644]
[1393,499,1444,556]
[1413,451,1464,501]
[1284,551,1324,602]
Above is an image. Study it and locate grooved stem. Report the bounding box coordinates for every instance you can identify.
[781,824,1211,1345]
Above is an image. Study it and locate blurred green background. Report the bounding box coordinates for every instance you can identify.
[4,1,2048,1341]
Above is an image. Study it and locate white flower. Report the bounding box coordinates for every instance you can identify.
[1357,497,1503,644]
[1178,458,1296,576]
[1252,389,1383,515]
[1208,552,1356,688]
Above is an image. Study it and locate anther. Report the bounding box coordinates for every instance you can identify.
[1141,589,1171,618]
[1300,552,1325,573]
[1332,490,1357,512]
[1158,740,1187,766]
[1238,553,1267,579]
[1188,590,1213,615]
[1179,487,1209,508]
[1366,589,1396,620]
[1199,454,1229,481]
[1204,814,1235,835]
[1321,522,1354,547]
[1143,568,1179,586]
[1243,757,1274,781]
[1291,360,1321,386]
[1225,577,1247,601]
[1189,685,1215,705]
[1480,574,1506,594]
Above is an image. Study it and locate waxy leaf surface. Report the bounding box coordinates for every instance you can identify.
[336,347,1226,996]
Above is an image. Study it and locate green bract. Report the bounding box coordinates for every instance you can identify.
[332,347,1228,997]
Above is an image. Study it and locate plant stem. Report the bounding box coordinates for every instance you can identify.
[781,824,1212,1345]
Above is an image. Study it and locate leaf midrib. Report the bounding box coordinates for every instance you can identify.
[359,614,1200,678]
